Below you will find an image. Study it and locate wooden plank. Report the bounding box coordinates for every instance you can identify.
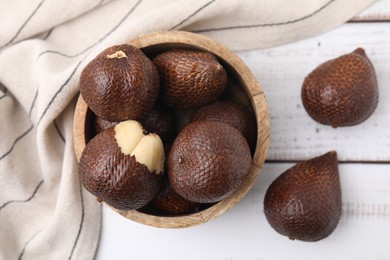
[96,163,390,259]
[236,22,390,162]
[351,0,390,21]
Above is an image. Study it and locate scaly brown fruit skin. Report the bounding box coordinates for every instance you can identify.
[93,115,118,135]
[79,126,163,210]
[80,44,159,122]
[138,104,176,142]
[264,151,342,242]
[168,121,252,203]
[151,177,200,216]
[191,101,256,151]
[153,48,227,110]
[151,144,199,215]
[301,48,378,127]
[93,105,176,142]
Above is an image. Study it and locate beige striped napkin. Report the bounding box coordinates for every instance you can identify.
[0,0,374,259]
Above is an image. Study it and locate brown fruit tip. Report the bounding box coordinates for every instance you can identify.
[312,151,338,168]
[353,47,366,57]
[325,150,337,159]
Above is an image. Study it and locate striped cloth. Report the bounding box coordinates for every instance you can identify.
[0,0,374,259]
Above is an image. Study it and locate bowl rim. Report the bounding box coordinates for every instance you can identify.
[73,30,270,228]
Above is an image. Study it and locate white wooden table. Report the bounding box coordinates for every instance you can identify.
[96,2,390,259]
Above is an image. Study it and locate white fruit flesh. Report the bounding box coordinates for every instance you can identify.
[114,120,164,174]
[115,120,144,155]
[130,133,164,175]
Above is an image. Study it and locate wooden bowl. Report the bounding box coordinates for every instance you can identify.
[73,31,270,228]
